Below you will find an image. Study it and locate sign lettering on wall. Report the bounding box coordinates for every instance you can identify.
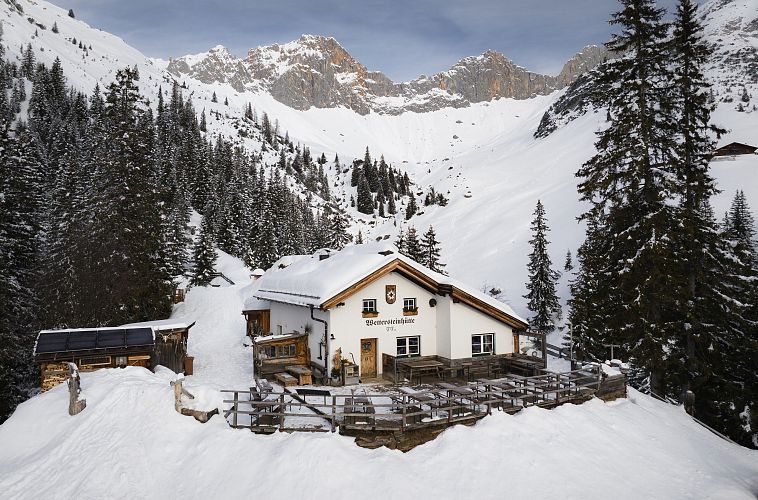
[365,317,415,327]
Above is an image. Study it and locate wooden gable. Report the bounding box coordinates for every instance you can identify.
[320,259,527,330]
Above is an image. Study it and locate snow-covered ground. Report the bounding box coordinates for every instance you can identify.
[1,369,756,500]
[2,249,757,500]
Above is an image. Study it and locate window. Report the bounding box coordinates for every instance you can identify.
[397,336,420,358]
[362,299,378,316]
[78,356,111,367]
[472,333,494,356]
[279,344,296,357]
[276,325,283,335]
[403,297,417,313]
[262,344,296,359]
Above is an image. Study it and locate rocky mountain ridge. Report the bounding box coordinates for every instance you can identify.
[166,35,608,115]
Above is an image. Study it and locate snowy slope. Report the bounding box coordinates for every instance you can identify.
[0,369,756,500]
[1,0,757,319]
[2,246,757,498]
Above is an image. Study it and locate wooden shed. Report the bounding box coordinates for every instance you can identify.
[33,322,195,391]
[34,327,156,391]
[151,323,194,374]
[713,142,757,156]
[252,332,310,379]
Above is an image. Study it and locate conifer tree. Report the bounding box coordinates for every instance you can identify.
[394,228,406,255]
[191,215,218,286]
[351,162,360,187]
[356,173,373,215]
[211,91,217,103]
[387,193,397,215]
[575,0,679,394]
[563,250,573,272]
[327,209,352,250]
[404,227,423,262]
[405,196,417,220]
[421,225,446,273]
[261,112,272,144]
[524,200,561,335]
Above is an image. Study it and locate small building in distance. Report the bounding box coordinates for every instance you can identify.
[245,243,536,385]
[713,142,757,157]
[33,322,194,391]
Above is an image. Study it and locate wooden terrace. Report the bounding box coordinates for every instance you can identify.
[221,365,609,436]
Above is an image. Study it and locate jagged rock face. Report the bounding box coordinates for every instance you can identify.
[169,45,255,93]
[555,45,610,87]
[245,35,395,115]
[166,34,608,115]
[405,51,557,103]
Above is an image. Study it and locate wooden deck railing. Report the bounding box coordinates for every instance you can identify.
[221,366,604,434]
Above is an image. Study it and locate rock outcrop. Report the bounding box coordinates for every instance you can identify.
[167,35,608,115]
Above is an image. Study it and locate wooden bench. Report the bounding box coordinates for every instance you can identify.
[274,372,298,387]
[285,365,313,385]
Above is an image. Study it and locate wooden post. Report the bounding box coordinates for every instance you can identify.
[67,363,86,416]
[172,378,183,412]
[597,363,602,390]
[279,393,285,431]
[401,396,407,432]
[484,385,492,415]
[331,395,337,432]
[232,391,238,428]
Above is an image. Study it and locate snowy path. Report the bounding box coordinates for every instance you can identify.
[165,251,258,402]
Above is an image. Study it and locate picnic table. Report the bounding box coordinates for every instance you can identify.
[437,382,474,417]
[396,358,444,384]
[344,390,374,425]
[285,365,312,385]
[438,382,474,396]
[398,387,443,421]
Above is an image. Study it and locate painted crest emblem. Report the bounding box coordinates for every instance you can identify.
[385,285,396,304]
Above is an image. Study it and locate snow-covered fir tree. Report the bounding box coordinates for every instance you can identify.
[523,200,561,335]
[563,250,573,272]
[575,0,680,394]
[191,215,218,286]
[420,225,446,273]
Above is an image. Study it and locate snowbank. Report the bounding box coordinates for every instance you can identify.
[0,367,755,500]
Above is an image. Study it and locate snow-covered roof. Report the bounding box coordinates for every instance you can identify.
[254,242,527,327]
[243,296,271,311]
[251,268,266,276]
[119,319,195,331]
[34,327,155,357]
[253,332,307,344]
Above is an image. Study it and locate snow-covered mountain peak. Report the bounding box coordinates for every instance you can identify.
[167,33,608,115]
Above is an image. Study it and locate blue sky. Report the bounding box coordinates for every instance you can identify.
[49,0,685,81]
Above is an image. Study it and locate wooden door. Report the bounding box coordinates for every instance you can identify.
[360,338,377,378]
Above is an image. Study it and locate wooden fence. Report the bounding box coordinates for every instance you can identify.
[221,366,604,434]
